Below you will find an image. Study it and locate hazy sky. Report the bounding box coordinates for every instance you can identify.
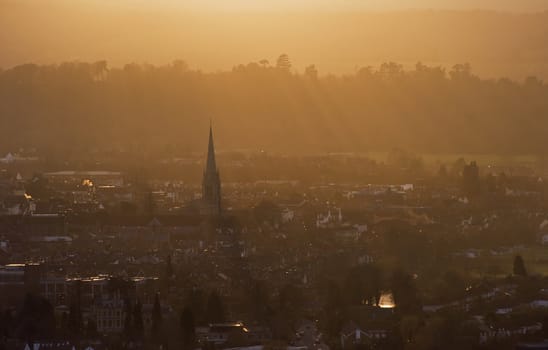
[9,0,547,12]
[167,0,548,12]
[2,0,548,78]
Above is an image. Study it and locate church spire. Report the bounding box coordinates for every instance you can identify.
[202,123,221,216]
[205,123,217,175]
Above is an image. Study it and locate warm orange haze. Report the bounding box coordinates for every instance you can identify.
[2,0,548,78]
[1,0,548,155]
[3,2,548,350]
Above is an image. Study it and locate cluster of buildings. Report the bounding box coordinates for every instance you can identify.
[1,129,548,349]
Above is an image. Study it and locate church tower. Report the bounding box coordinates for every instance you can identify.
[201,125,222,216]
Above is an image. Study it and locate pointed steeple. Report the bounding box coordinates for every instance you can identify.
[202,123,222,216]
[205,123,217,175]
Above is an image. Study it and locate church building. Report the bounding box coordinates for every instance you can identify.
[201,125,222,216]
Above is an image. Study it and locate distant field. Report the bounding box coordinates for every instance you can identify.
[453,246,548,279]
[365,152,541,166]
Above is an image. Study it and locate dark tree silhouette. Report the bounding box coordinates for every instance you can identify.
[205,291,226,324]
[26,174,49,199]
[247,280,270,324]
[324,281,343,337]
[275,54,291,72]
[85,317,97,337]
[123,297,133,338]
[0,309,13,339]
[151,293,162,341]
[185,288,206,325]
[2,60,548,155]
[133,300,144,336]
[543,315,548,338]
[438,164,448,178]
[68,280,83,337]
[391,269,421,314]
[343,265,382,306]
[17,294,55,341]
[513,255,528,276]
[67,302,82,337]
[278,284,304,317]
[180,306,195,349]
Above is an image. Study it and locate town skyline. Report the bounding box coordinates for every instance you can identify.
[2,1,548,349]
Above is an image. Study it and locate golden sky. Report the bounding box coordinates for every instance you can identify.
[2,0,548,78]
[10,0,547,12]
